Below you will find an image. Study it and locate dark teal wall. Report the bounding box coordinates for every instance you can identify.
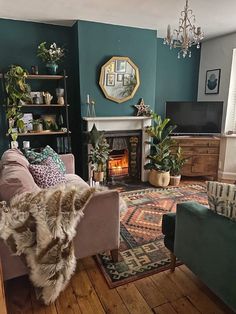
[155,38,200,116]
[77,21,157,117]
[0,18,76,157]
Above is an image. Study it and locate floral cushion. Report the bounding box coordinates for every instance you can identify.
[207,181,236,221]
[24,145,66,174]
[29,157,66,188]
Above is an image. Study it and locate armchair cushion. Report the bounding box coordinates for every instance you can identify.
[207,181,236,221]
[24,145,66,174]
[0,149,40,202]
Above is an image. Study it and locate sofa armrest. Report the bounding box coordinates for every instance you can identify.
[60,154,75,174]
[74,190,120,258]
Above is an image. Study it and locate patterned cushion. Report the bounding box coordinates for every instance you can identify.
[24,146,66,174]
[29,157,66,188]
[207,181,236,221]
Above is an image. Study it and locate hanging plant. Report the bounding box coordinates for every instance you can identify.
[5,65,31,141]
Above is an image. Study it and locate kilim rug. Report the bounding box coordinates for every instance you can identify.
[95,184,208,288]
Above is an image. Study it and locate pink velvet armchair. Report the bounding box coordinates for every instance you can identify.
[0,150,120,280]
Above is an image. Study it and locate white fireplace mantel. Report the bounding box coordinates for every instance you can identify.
[83,116,152,181]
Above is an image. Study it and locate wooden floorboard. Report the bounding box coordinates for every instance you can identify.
[5,258,233,314]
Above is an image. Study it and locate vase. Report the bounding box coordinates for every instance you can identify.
[170,175,181,186]
[93,171,104,182]
[46,63,58,75]
[148,170,170,187]
[11,141,19,149]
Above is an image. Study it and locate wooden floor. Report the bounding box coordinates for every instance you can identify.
[5,256,234,314]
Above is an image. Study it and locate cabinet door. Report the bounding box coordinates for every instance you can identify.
[191,156,218,174]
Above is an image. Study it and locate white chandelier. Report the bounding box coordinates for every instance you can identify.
[163,0,204,58]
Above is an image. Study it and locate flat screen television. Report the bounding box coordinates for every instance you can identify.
[166,101,223,135]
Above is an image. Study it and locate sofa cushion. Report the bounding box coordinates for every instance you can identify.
[24,145,66,174]
[0,149,40,203]
[29,157,66,188]
[207,181,236,221]
[65,174,89,189]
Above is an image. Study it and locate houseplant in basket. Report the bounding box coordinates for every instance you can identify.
[170,146,188,186]
[90,137,111,182]
[37,42,65,74]
[5,65,31,147]
[144,113,176,187]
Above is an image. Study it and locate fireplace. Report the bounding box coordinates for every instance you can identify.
[106,131,141,181]
[83,116,152,182]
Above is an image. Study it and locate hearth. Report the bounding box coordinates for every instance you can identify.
[106,131,141,181]
[83,116,152,181]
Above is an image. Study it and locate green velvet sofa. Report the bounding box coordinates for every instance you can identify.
[163,202,236,312]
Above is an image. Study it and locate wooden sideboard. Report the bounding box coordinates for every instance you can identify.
[171,136,220,179]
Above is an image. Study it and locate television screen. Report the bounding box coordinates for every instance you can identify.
[166,101,223,134]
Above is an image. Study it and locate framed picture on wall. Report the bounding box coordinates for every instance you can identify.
[106,73,115,86]
[205,69,221,94]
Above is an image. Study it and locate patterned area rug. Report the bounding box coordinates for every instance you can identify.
[95,184,208,288]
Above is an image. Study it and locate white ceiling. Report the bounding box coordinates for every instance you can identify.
[1,0,236,40]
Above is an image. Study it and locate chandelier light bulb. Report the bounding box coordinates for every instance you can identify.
[163,0,204,59]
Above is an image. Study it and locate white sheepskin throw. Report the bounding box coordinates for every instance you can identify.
[0,184,96,304]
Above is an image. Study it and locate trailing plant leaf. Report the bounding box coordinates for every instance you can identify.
[5,65,31,140]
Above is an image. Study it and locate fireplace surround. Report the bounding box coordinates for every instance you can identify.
[83,116,152,181]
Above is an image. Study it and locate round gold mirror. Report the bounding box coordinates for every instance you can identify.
[99,56,140,103]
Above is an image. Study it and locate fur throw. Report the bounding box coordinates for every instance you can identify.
[0,184,96,304]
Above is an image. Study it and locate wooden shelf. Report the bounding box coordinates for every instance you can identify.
[26,74,67,80]
[7,131,71,137]
[22,104,69,107]
[0,73,67,80]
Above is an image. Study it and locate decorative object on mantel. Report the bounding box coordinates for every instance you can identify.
[86,94,96,117]
[134,98,152,116]
[99,56,140,103]
[5,65,31,145]
[37,42,65,74]
[205,69,221,95]
[163,0,204,58]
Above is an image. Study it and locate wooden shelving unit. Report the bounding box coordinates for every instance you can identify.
[0,70,71,153]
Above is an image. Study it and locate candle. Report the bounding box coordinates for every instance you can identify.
[87,94,90,104]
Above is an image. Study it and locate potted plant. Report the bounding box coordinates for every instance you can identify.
[5,65,31,147]
[144,113,176,187]
[90,137,111,182]
[37,42,65,74]
[170,146,188,186]
[30,119,43,132]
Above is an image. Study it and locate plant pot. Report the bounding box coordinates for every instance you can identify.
[46,63,58,75]
[170,175,181,186]
[33,123,43,132]
[93,171,104,182]
[148,169,170,187]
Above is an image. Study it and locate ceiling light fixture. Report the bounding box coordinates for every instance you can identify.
[163,0,204,58]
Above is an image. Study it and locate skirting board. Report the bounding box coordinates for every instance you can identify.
[218,170,236,180]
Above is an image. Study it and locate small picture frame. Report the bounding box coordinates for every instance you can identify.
[123,74,131,86]
[22,113,33,131]
[116,60,126,73]
[117,74,123,82]
[205,69,221,94]
[106,73,115,86]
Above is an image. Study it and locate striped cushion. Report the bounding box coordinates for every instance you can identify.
[207,181,236,221]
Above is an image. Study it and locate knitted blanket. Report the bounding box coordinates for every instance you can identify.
[0,184,95,304]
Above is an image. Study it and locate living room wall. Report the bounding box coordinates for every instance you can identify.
[76,20,200,117]
[76,20,157,117]
[0,18,76,157]
[156,38,200,116]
